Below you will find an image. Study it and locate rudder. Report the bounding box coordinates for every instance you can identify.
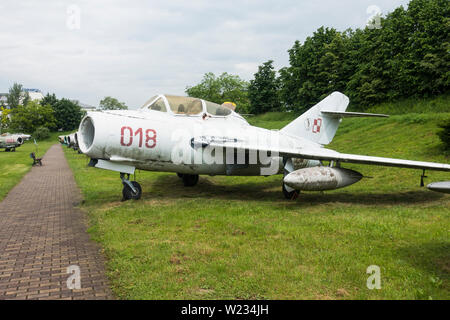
[281,92,349,145]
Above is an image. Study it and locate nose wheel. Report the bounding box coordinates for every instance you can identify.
[121,173,142,201]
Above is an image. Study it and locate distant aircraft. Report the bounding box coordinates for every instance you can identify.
[15,133,31,141]
[77,92,450,200]
[59,132,80,151]
[0,133,25,152]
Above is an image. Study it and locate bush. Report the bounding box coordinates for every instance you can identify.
[438,120,450,152]
[33,127,50,140]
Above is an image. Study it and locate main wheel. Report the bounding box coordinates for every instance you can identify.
[177,173,183,178]
[11,148,16,152]
[122,181,142,200]
[182,174,199,187]
[282,183,299,200]
[5,148,10,152]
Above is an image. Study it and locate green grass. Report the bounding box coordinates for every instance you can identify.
[0,132,70,201]
[63,100,449,300]
[365,94,450,115]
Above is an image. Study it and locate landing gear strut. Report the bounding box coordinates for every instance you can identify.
[177,173,199,187]
[420,169,427,187]
[282,158,299,200]
[121,173,142,201]
[282,183,299,200]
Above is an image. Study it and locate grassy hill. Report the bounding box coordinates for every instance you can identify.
[63,97,449,300]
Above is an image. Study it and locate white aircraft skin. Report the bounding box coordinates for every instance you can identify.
[78,92,450,200]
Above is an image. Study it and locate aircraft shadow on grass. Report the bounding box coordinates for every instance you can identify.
[151,174,445,205]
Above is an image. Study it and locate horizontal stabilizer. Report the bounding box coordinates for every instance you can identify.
[321,111,389,118]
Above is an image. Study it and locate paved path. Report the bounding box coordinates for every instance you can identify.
[0,144,113,300]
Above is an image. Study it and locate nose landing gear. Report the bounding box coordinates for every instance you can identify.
[121,173,142,201]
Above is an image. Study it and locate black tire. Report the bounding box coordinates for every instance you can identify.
[282,183,299,200]
[177,173,183,178]
[122,181,142,200]
[11,148,16,152]
[5,148,10,152]
[182,174,199,187]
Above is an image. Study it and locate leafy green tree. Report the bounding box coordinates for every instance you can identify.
[7,83,24,109]
[279,0,449,111]
[40,93,59,108]
[99,96,128,110]
[248,60,281,114]
[52,98,84,131]
[9,101,56,133]
[186,72,250,112]
[0,107,11,133]
[280,27,352,112]
[22,91,30,107]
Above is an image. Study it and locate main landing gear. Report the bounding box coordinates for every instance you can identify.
[282,183,299,200]
[121,173,142,201]
[177,173,199,187]
[282,158,299,200]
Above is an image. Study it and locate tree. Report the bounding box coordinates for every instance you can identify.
[278,0,449,111]
[186,72,250,112]
[22,91,30,107]
[41,94,84,131]
[0,107,11,133]
[9,101,56,133]
[7,83,24,109]
[99,96,128,110]
[248,60,281,114]
[40,93,59,108]
[51,98,84,131]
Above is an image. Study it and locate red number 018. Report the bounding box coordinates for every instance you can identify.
[120,126,156,148]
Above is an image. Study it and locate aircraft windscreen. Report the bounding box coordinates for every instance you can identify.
[205,101,232,116]
[142,96,158,108]
[147,97,167,112]
[166,96,203,115]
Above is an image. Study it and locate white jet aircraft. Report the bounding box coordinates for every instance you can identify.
[77,92,450,200]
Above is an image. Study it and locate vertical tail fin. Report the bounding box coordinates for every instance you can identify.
[281,92,349,145]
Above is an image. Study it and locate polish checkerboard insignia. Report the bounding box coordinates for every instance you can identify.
[312,118,322,133]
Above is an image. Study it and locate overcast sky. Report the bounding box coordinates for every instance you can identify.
[0,0,410,108]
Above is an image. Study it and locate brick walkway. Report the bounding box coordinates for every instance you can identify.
[0,144,113,300]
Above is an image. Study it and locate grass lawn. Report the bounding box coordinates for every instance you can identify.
[63,106,449,300]
[0,132,70,201]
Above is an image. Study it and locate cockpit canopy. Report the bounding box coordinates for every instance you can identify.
[141,95,233,117]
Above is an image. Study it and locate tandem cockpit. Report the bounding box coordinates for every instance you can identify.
[141,95,246,122]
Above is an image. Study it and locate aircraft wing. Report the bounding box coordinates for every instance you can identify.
[320,110,389,118]
[196,139,450,172]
